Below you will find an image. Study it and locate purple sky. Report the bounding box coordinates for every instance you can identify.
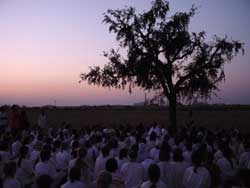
[0,0,249,106]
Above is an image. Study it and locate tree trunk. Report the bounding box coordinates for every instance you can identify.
[169,93,177,132]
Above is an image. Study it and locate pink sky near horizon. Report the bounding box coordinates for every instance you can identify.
[0,0,249,106]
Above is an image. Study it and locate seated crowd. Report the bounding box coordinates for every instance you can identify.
[0,108,250,188]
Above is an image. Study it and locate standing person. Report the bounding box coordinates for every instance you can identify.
[0,106,8,131]
[19,111,30,131]
[8,105,20,134]
[38,109,46,130]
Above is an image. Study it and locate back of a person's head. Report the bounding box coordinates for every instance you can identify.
[78,147,87,158]
[97,171,112,188]
[173,148,183,162]
[40,149,50,162]
[36,175,53,188]
[3,161,17,178]
[101,145,110,158]
[159,147,170,162]
[148,164,160,186]
[150,132,157,141]
[69,167,81,182]
[192,150,203,172]
[129,149,138,161]
[61,142,69,151]
[106,158,118,173]
[119,148,128,160]
[19,146,29,157]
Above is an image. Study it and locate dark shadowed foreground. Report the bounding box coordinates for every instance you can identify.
[26,106,250,132]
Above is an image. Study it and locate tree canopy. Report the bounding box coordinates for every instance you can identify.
[81,0,244,127]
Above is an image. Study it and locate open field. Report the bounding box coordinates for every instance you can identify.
[24,106,250,132]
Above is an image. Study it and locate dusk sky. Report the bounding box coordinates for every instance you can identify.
[0,0,249,106]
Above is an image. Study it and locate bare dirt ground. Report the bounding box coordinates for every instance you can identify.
[25,106,250,132]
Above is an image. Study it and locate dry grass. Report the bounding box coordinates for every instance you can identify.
[25,107,250,132]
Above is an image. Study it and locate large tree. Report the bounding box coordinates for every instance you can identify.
[81,0,243,129]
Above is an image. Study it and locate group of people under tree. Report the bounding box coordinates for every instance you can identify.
[0,106,250,188]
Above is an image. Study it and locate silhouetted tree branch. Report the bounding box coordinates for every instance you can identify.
[80,0,244,129]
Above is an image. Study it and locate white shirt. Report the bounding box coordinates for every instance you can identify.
[16,159,34,186]
[61,181,86,188]
[94,154,111,179]
[56,150,71,170]
[149,148,160,162]
[35,161,57,178]
[158,161,189,188]
[183,166,211,188]
[12,141,22,158]
[141,158,154,177]
[140,180,167,188]
[217,157,238,180]
[239,151,250,169]
[121,161,144,188]
[30,150,40,162]
[38,114,46,128]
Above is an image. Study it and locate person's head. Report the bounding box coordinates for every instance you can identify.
[149,132,157,141]
[69,167,81,182]
[159,148,170,162]
[97,171,112,188]
[36,175,53,188]
[192,150,203,172]
[173,148,183,162]
[148,164,160,186]
[106,158,118,173]
[78,147,87,159]
[61,142,69,151]
[40,149,50,162]
[129,149,137,161]
[101,145,110,158]
[18,146,29,167]
[19,146,29,158]
[119,148,128,160]
[3,161,17,178]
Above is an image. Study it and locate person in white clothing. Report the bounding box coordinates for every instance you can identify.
[55,142,71,171]
[38,109,46,129]
[157,143,171,186]
[140,164,166,188]
[116,148,128,170]
[94,145,111,179]
[11,135,22,158]
[16,146,34,187]
[183,150,211,188]
[120,149,144,188]
[69,147,92,186]
[239,141,250,169]
[35,149,57,179]
[3,161,21,188]
[105,158,124,188]
[61,167,86,188]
